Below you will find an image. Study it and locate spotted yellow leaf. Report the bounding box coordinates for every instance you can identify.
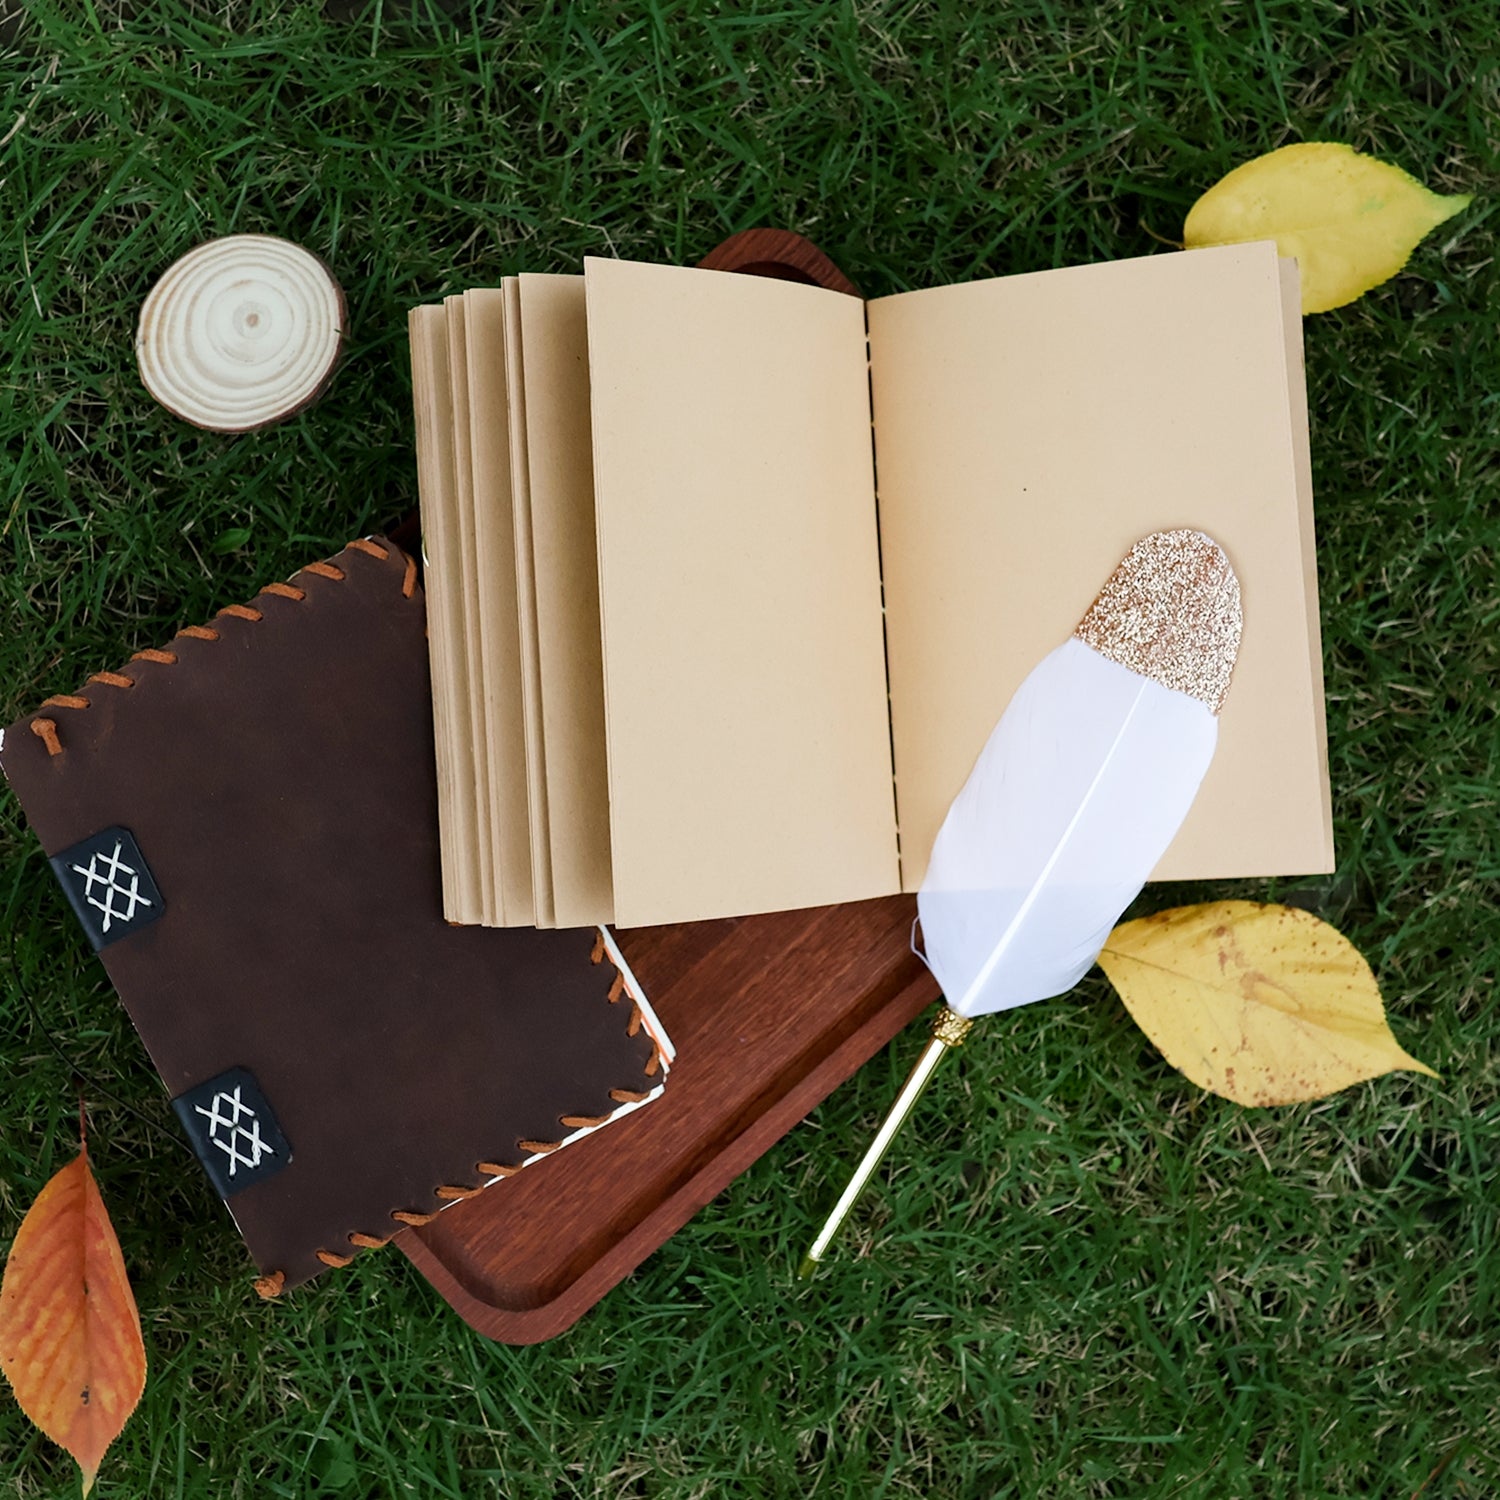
[1184,143,1471,313]
[1099,901,1437,1107]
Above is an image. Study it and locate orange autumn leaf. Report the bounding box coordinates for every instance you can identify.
[0,1148,146,1495]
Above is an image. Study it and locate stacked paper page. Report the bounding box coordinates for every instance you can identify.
[410,244,1333,930]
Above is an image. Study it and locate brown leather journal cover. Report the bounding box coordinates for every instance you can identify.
[0,538,664,1291]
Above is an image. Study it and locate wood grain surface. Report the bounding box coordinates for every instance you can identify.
[400,898,937,1341]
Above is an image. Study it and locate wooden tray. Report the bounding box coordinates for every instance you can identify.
[398,233,939,1343]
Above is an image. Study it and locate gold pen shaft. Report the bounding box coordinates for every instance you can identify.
[798,1006,974,1277]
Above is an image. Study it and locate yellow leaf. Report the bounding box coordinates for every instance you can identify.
[0,1148,146,1495]
[1099,901,1437,1107]
[1184,143,1472,313]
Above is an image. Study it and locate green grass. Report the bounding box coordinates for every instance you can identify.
[1,1,1496,1495]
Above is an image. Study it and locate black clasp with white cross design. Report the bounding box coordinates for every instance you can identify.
[47,826,164,951]
[171,1067,292,1199]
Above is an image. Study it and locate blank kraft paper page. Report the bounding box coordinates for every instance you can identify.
[464,288,534,925]
[869,241,1334,888]
[443,295,498,922]
[514,273,614,928]
[584,257,899,926]
[408,303,482,924]
[503,277,555,926]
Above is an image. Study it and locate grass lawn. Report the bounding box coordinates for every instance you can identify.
[1,2,1496,1495]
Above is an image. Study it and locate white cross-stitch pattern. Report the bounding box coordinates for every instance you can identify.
[194,1085,275,1177]
[69,838,154,933]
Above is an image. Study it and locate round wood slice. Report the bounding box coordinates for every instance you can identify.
[136,234,346,433]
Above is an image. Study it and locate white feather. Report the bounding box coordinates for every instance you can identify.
[917,637,1218,1019]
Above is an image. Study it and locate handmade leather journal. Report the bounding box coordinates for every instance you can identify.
[0,538,669,1293]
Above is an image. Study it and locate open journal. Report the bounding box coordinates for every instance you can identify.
[410,242,1333,930]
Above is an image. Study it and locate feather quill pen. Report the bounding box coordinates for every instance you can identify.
[801,530,1243,1274]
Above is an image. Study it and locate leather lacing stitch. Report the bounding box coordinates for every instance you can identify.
[591,930,665,1089]
[28,538,419,759]
[17,539,657,1300]
[253,929,666,1300]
